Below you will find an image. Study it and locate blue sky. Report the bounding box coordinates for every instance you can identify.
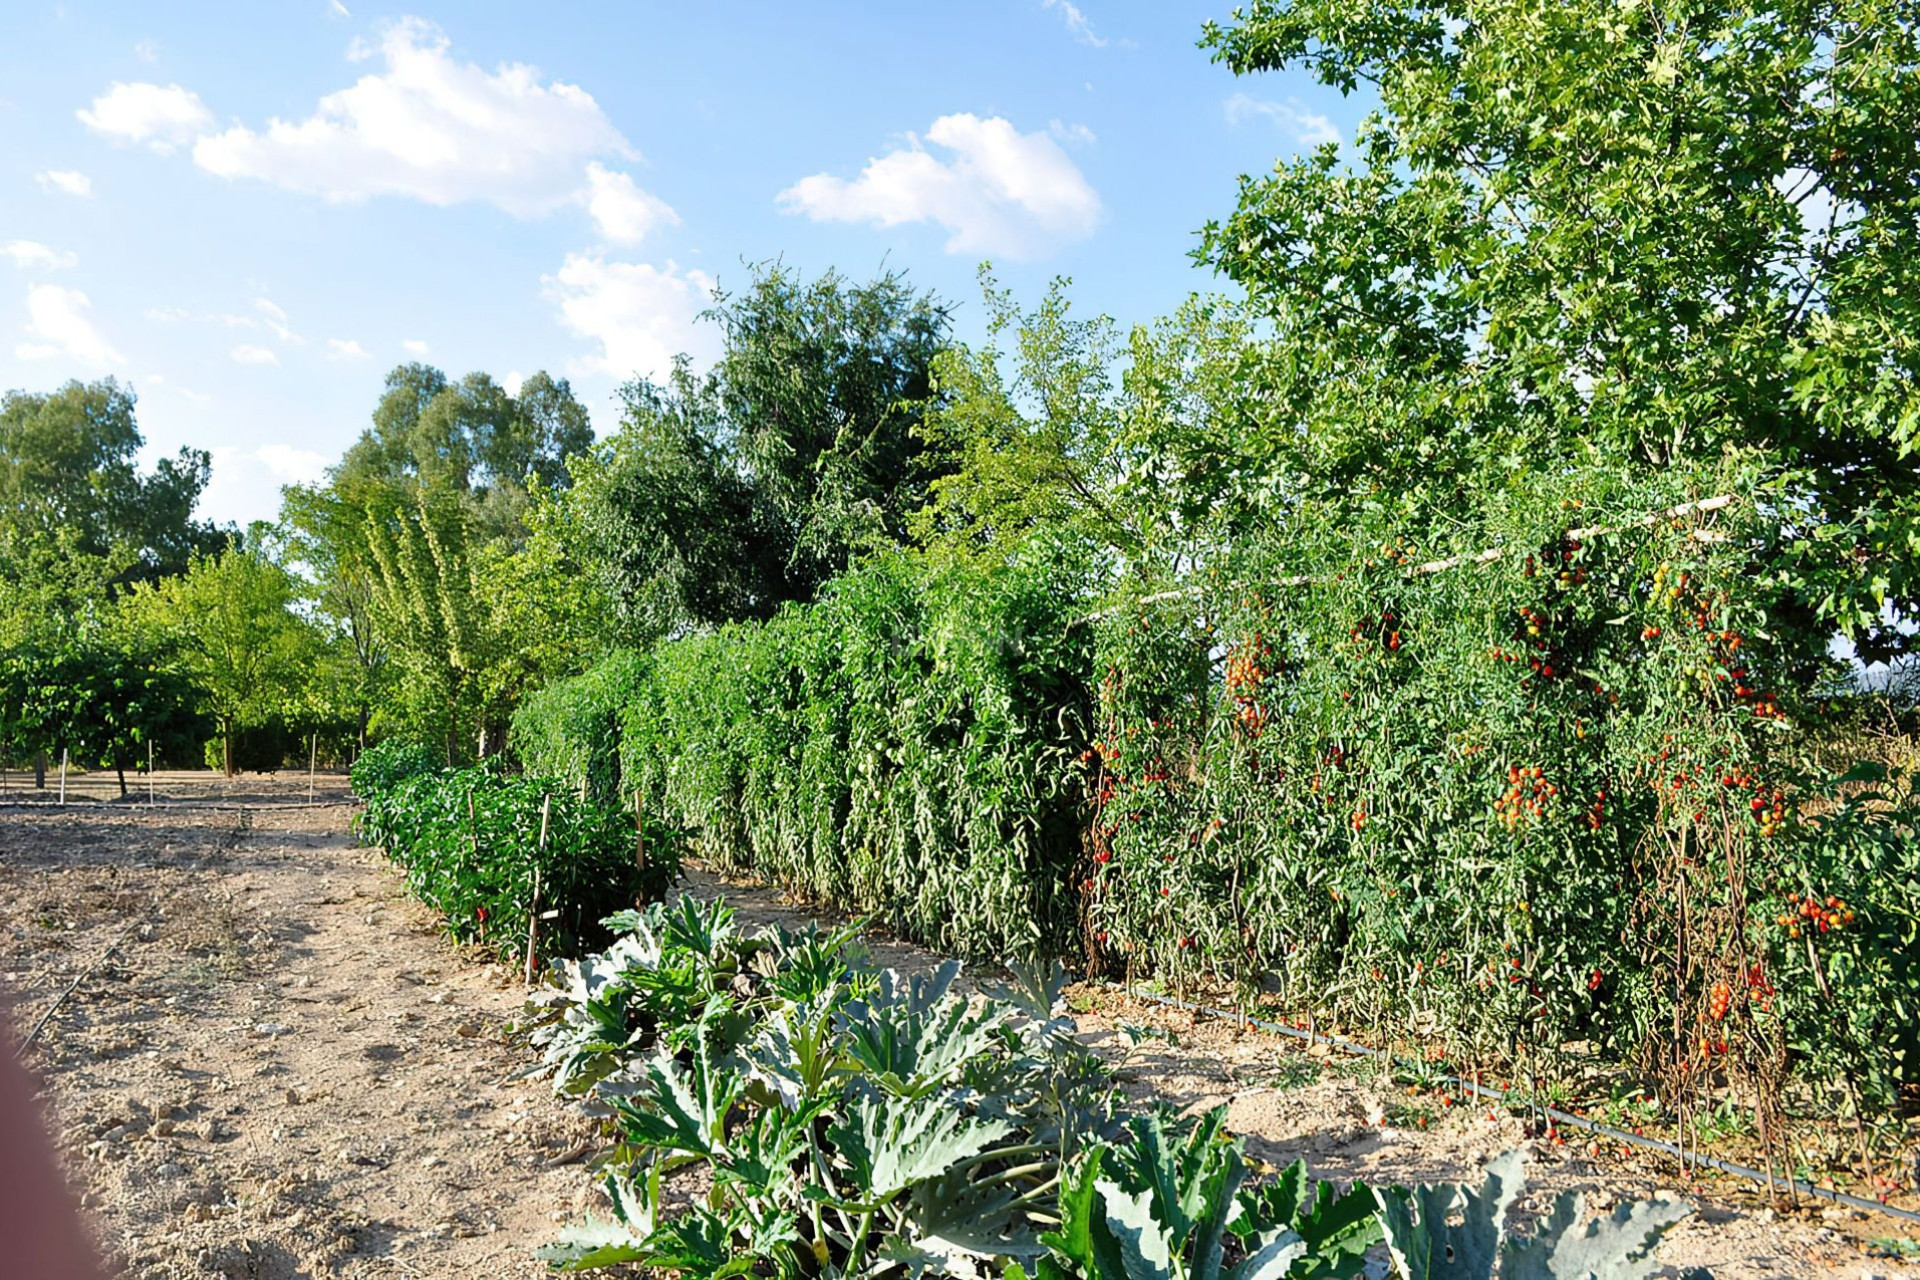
[0,1,1359,528]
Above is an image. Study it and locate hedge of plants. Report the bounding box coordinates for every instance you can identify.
[513,545,1098,962]
[512,473,1920,1165]
[1084,474,1920,1137]
[351,740,679,962]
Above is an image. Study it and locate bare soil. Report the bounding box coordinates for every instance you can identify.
[2,773,1913,1278]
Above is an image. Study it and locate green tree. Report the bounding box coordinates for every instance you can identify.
[1198,0,1920,657]
[119,543,316,775]
[335,364,596,537]
[280,480,389,749]
[570,262,952,637]
[0,378,221,583]
[360,482,501,762]
[0,634,206,795]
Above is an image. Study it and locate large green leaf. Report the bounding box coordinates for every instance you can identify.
[830,1093,1015,1201]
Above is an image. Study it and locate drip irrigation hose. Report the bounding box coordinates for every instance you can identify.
[1107,983,1920,1227]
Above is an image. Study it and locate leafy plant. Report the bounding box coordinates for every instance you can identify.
[355,759,679,962]
[530,895,1121,1276]
[1373,1152,1691,1280]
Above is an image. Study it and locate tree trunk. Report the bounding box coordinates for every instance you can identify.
[116,765,127,799]
[222,718,236,777]
[34,752,45,789]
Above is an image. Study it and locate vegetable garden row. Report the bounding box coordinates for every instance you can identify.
[352,744,1702,1277]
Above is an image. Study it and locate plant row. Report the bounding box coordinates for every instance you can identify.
[522,893,1699,1278]
[351,739,679,962]
[513,481,1920,1135]
[513,545,1098,962]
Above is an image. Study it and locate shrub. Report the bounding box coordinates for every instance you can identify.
[348,738,439,798]
[356,760,679,962]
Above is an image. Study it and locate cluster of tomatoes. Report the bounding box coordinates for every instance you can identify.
[1776,892,1854,937]
[1225,633,1272,735]
[1494,765,1557,832]
[1348,607,1405,654]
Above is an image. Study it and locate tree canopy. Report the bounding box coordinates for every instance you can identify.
[1197,0,1920,655]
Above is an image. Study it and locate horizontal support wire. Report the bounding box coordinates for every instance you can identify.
[1069,493,1741,630]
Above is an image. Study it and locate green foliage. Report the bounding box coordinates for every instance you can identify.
[563,262,951,640]
[511,649,649,810]
[1034,1109,1380,1279]
[549,542,1099,962]
[355,762,680,962]
[1198,0,1920,660]
[1372,1152,1690,1280]
[0,633,206,786]
[117,541,323,775]
[348,737,440,797]
[529,898,1693,1279]
[526,895,1120,1276]
[0,378,221,585]
[335,365,594,531]
[1084,470,1920,1106]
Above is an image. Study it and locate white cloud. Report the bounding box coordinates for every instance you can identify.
[1049,119,1096,147]
[1224,92,1340,149]
[401,338,430,356]
[16,284,124,366]
[230,343,279,365]
[254,297,300,343]
[36,170,93,197]
[78,81,213,152]
[543,252,714,381]
[327,337,370,360]
[582,162,678,246]
[502,370,524,397]
[1042,0,1109,47]
[257,443,328,483]
[146,372,213,403]
[327,0,351,16]
[193,19,633,217]
[133,40,159,65]
[778,113,1102,258]
[2,241,77,270]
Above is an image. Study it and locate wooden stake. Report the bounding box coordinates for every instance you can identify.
[58,748,67,806]
[634,789,646,877]
[148,739,155,809]
[525,793,551,986]
[309,733,317,802]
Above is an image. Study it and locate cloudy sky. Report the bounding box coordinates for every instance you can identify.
[0,1,1355,528]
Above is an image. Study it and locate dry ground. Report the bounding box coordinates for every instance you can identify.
[1,773,1914,1278]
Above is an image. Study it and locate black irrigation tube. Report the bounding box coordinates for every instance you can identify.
[1110,984,1920,1227]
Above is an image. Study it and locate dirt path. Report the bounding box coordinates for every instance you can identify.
[1,785,595,1279]
[3,783,1912,1278]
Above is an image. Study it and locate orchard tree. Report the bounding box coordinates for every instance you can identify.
[0,636,205,795]
[120,543,316,775]
[1199,0,1920,657]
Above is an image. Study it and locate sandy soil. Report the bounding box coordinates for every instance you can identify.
[2,775,1914,1278]
[1,778,597,1279]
